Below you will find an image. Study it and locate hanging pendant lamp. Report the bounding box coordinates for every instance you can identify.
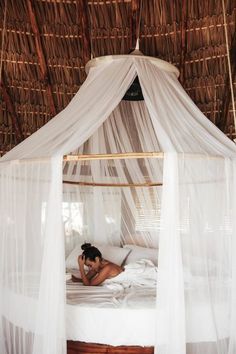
[122,76,144,101]
[122,49,144,101]
[85,48,179,101]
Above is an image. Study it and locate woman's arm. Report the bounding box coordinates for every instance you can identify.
[71,274,82,282]
[71,269,97,283]
[86,269,98,280]
[78,255,111,286]
[88,266,111,286]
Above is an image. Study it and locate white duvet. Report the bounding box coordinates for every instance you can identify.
[67,259,158,308]
[104,259,157,287]
[66,260,230,345]
[2,260,230,346]
[66,259,158,345]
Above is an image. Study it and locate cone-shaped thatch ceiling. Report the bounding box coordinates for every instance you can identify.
[0,0,235,156]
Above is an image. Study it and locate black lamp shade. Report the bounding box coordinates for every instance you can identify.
[122,76,144,101]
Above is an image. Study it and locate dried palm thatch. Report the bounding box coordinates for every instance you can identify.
[0,0,235,156]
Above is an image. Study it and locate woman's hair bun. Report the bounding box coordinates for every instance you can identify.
[81,242,92,251]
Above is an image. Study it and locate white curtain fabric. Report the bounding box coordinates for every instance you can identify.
[63,184,122,256]
[0,59,137,160]
[0,157,65,354]
[1,56,236,354]
[62,100,162,254]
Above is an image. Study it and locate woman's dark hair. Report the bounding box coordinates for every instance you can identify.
[81,243,102,261]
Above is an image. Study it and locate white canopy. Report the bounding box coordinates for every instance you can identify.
[0,54,236,354]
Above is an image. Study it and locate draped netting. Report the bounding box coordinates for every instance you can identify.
[63,100,162,255]
[0,56,236,354]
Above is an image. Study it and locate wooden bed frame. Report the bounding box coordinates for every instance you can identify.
[67,340,154,354]
[3,319,154,354]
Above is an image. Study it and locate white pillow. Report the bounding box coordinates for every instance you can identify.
[65,243,83,269]
[66,243,131,269]
[123,244,158,266]
[98,244,131,266]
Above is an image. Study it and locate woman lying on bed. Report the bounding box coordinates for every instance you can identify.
[71,243,124,286]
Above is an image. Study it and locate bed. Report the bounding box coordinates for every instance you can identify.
[1,255,230,354]
[66,259,157,347]
[2,259,157,354]
[66,263,157,354]
[65,243,159,353]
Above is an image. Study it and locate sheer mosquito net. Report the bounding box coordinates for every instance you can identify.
[0,56,236,354]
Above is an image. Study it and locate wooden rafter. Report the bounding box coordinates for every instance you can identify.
[218,32,236,134]
[131,0,141,50]
[179,0,187,84]
[63,181,162,188]
[0,76,23,143]
[64,152,164,161]
[78,0,91,63]
[26,0,57,117]
[63,152,224,162]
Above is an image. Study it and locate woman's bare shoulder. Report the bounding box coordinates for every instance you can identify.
[102,261,124,278]
[103,260,122,269]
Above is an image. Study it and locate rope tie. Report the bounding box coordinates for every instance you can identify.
[135,0,143,50]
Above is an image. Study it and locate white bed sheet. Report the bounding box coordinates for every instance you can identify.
[66,281,156,345]
[66,259,158,345]
[66,259,229,345]
[1,260,230,347]
[66,281,229,346]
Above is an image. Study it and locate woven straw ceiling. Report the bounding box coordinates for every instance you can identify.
[0,0,235,156]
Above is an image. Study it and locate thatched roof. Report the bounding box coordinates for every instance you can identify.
[0,0,235,156]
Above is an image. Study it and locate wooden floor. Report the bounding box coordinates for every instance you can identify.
[67,341,154,354]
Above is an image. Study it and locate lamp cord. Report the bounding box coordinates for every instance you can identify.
[135,0,143,50]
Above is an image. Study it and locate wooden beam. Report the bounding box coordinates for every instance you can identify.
[26,0,57,116]
[131,0,140,50]
[218,32,236,133]
[63,151,224,161]
[63,180,162,187]
[0,77,24,143]
[78,0,91,63]
[0,151,225,164]
[64,152,164,161]
[179,0,187,84]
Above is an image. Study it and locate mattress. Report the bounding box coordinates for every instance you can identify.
[65,278,230,346]
[66,279,157,346]
[1,260,230,347]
